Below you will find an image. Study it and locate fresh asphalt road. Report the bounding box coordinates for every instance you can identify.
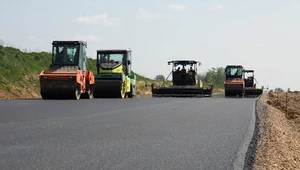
[0,97,256,170]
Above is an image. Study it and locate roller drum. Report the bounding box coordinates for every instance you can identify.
[94,80,125,98]
[224,84,244,97]
[40,80,80,99]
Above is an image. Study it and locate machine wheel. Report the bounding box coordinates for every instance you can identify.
[120,83,126,98]
[73,84,81,100]
[81,85,94,99]
[128,85,135,98]
[88,85,94,99]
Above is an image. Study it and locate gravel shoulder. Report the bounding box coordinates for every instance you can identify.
[253,94,300,169]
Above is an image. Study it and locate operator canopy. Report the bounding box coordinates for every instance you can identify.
[168,60,201,66]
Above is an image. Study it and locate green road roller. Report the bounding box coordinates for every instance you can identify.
[93,49,136,98]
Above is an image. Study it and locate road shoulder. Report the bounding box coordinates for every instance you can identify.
[253,94,300,169]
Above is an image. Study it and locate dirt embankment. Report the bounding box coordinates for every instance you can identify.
[0,81,40,99]
[253,93,300,169]
[0,88,40,99]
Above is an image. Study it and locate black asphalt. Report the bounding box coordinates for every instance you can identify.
[0,98,256,170]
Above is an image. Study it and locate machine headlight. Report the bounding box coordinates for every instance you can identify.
[43,76,48,79]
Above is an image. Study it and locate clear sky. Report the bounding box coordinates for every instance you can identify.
[1,0,299,90]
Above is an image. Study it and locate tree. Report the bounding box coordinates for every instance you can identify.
[201,67,225,88]
[154,74,165,81]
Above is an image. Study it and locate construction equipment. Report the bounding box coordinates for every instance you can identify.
[224,65,244,97]
[151,60,213,97]
[243,69,263,97]
[224,65,263,97]
[39,41,95,100]
[93,49,136,98]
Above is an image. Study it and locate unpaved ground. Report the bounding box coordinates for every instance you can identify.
[267,92,300,122]
[253,94,300,170]
[0,86,40,99]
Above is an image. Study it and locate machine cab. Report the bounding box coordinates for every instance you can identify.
[225,65,243,80]
[96,49,132,75]
[168,60,200,86]
[243,70,255,88]
[51,41,87,71]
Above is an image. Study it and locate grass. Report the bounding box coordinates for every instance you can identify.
[0,46,51,83]
[0,46,52,94]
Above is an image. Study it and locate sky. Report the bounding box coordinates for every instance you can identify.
[0,0,300,91]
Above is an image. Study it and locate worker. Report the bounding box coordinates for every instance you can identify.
[189,66,194,72]
[181,66,186,73]
[100,54,107,63]
[56,46,67,63]
[61,47,69,64]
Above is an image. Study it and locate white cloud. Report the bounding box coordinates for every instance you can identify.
[168,4,186,11]
[28,36,44,43]
[135,8,172,20]
[73,35,102,43]
[74,14,120,25]
[211,4,225,10]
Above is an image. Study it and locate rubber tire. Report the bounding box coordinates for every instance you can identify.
[128,85,135,98]
[120,83,126,99]
[81,85,94,99]
[74,84,81,100]
[88,85,94,99]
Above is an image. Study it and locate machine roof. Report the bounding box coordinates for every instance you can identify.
[225,65,243,68]
[97,49,131,52]
[243,69,254,72]
[52,41,87,45]
[167,60,200,65]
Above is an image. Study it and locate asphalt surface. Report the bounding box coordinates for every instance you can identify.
[0,97,256,170]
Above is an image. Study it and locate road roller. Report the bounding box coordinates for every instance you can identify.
[93,49,136,98]
[224,65,263,98]
[224,65,245,97]
[39,41,95,100]
[151,60,213,97]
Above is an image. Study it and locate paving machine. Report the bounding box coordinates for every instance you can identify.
[224,65,263,97]
[151,60,213,97]
[39,41,95,100]
[93,49,136,98]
